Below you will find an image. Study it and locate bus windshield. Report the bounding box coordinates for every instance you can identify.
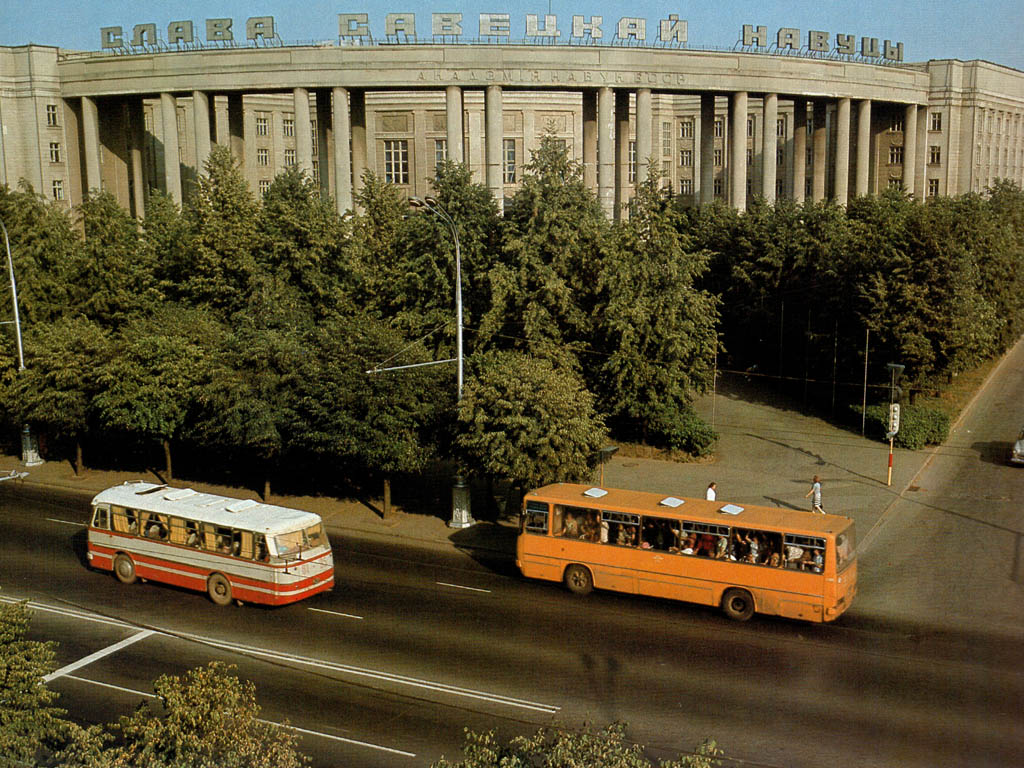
[273,523,326,558]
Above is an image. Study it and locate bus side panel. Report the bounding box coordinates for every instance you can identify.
[86,531,115,571]
[516,536,565,583]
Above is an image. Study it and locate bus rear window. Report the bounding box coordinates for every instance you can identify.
[836,527,855,571]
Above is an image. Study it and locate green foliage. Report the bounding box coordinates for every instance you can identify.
[646,403,718,457]
[860,403,950,450]
[432,722,723,768]
[59,662,306,768]
[0,602,67,767]
[457,350,607,488]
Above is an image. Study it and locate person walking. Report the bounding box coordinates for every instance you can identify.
[805,475,824,513]
[705,482,717,501]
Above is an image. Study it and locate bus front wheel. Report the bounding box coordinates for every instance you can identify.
[563,564,593,596]
[721,588,755,621]
[207,574,233,607]
[113,554,137,585]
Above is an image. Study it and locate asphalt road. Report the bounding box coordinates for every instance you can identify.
[2,460,1023,768]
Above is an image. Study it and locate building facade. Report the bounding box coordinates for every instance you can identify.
[1,42,1022,219]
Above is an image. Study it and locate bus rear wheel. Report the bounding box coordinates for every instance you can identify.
[113,554,137,585]
[207,573,233,607]
[563,564,593,596]
[721,588,755,621]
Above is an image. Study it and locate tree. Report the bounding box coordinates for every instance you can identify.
[431,722,723,768]
[0,601,68,767]
[596,173,719,441]
[457,350,607,489]
[60,662,306,768]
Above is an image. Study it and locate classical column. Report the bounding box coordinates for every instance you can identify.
[729,91,748,210]
[834,98,851,205]
[192,91,212,177]
[614,89,630,218]
[597,86,614,218]
[485,85,503,210]
[636,88,652,186]
[446,85,464,163]
[128,98,146,218]
[293,87,313,178]
[350,89,366,200]
[762,93,778,203]
[811,101,827,202]
[582,90,597,190]
[160,92,182,205]
[903,103,918,196]
[699,93,715,205]
[856,99,872,197]
[915,105,928,196]
[81,96,102,195]
[792,97,807,203]
[332,87,353,213]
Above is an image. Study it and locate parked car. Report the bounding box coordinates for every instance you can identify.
[1010,427,1024,466]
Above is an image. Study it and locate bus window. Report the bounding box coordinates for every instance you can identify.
[554,504,599,540]
[523,501,549,534]
[91,506,109,530]
[836,528,855,571]
[680,521,730,558]
[111,506,134,534]
[602,510,640,547]
[254,534,269,562]
[640,516,678,551]
[730,528,783,566]
[784,534,826,572]
[203,524,235,554]
[144,514,169,540]
[304,523,325,549]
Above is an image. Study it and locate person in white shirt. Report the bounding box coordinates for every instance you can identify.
[705,482,717,501]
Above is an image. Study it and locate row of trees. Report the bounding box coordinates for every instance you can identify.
[1,138,1022,499]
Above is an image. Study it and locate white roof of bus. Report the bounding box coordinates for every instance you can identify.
[91,482,321,535]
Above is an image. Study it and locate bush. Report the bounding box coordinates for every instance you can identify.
[648,404,718,457]
[858,403,950,450]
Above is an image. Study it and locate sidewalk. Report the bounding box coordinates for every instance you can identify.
[0,382,923,559]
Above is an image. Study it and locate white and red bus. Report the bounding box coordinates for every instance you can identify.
[87,481,334,606]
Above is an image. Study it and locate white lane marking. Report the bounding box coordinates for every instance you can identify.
[308,607,364,620]
[46,518,83,527]
[3,596,559,714]
[44,629,155,682]
[436,581,491,593]
[180,633,560,714]
[1,596,137,630]
[62,675,415,758]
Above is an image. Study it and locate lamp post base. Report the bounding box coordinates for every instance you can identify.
[449,475,474,529]
[21,425,43,467]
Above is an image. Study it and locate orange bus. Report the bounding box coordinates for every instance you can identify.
[516,483,856,622]
[87,481,334,607]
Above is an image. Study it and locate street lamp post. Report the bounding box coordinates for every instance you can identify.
[885,362,904,486]
[409,196,473,529]
[1,218,42,466]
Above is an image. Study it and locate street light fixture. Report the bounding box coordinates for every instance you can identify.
[409,196,473,529]
[1,218,42,466]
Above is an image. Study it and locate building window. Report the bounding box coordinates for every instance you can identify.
[311,159,319,183]
[890,116,904,133]
[310,120,318,154]
[680,120,693,139]
[255,114,269,136]
[713,178,723,196]
[714,148,723,167]
[889,145,903,165]
[888,177,902,190]
[384,139,409,184]
[46,104,59,126]
[629,141,636,183]
[714,119,723,138]
[434,139,447,169]
[51,180,64,200]
[680,178,692,195]
[747,117,755,138]
[776,179,785,199]
[930,112,942,132]
[777,148,784,166]
[662,122,672,156]
[776,117,786,137]
[257,148,269,166]
[680,149,692,167]
[258,179,271,196]
[49,142,61,163]
[746,148,753,165]
[283,116,294,137]
[503,138,517,184]
[284,148,296,167]
[929,145,941,165]
[928,178,939,197]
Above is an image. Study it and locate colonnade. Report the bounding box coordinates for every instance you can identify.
[75,85,928,219]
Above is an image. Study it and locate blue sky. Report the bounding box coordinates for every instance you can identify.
[3,1,1022,71]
